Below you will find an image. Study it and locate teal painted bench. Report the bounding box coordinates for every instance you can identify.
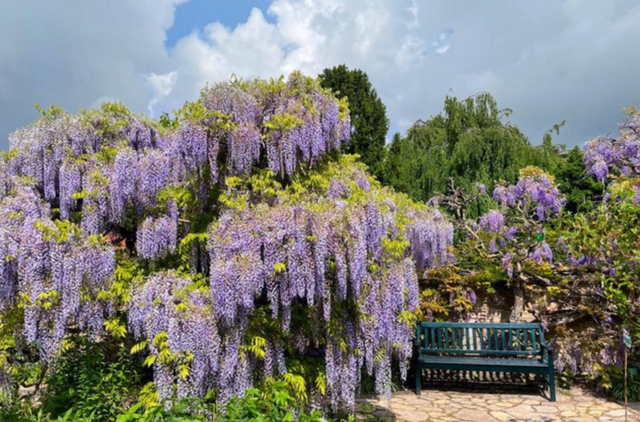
[415,322,556,401]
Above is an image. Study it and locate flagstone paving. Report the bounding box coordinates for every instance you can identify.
[355,388,638,422]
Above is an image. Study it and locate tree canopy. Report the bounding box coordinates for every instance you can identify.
[384,93,562,207]
[554,146,603,213]
[319,65,389,180]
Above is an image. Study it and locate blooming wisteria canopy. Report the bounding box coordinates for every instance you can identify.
[467,169,565,277]
[205,158,453,405]
[0,73,453,408]
[583,108,640,201]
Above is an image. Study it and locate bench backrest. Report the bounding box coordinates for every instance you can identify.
[416,322,545,357]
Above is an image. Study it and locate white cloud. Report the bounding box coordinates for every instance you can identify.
[406,0,420,30]
[146,71,178,116]
[431,29,453,55]
[0,0,186,144]
[1,0,640,149]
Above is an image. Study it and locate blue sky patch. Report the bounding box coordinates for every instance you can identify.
[166,0,274,48]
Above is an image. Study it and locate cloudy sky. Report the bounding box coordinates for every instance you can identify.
[1,0,639,150]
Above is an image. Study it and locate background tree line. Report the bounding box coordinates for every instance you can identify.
[319,65,602,215]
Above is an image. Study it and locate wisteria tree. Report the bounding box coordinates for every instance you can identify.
[0,73,454,410]
[583,106,640,189]
[564,107,640,364]
[430,167,564,322]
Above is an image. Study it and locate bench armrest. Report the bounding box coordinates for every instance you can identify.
[540,343,554,362]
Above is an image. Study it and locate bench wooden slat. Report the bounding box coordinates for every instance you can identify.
[425,325,430,349]
[494,328,498,350]
[485,328,496,350]
[517,328,522,351]
[444,327,449,350]
[465,327,470,350]
[531,329,537,352]
[430,326,435,349]
[419,349,537,356]
[418,356,548,367]
[472,328,477,350]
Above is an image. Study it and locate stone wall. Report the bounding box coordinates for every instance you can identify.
[468,291,512,323]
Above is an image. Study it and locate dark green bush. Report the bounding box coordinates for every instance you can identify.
[40,338,140,421]
[611,368,640,403]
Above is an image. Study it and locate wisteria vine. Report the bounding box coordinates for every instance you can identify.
[0,73,454,410]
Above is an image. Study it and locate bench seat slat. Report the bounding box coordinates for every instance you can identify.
[418,355,548,368]
[420,349,538,356]
[420,322,543,329]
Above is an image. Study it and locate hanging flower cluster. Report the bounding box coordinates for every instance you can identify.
[583,108,640,200]
[204,157,453,407]
[0,181,115,362]
[128,272,220,401]
[201,77,350,179]
[453,168,566,322]
[492,169,564,222]
[136,201,179,260]
[482,168,564,269]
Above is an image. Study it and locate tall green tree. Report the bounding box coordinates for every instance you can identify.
[554,146,604,213]
[384,92,561,207]
[319,65,389,180]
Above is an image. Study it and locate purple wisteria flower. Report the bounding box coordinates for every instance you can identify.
[479,210,504,233]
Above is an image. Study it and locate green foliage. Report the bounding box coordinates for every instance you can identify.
[115,399,209,422]
[319,65,389,180]
[611,368,640,402]
[558,369,577,389]
[214,381,327,422]
[52,408,100,422]
[563,192,640,344]
[417,265,493,321]
[114,379,329,422]
[554,147,604,213]
[40,337,139,421]
[34,104,66,119]
[384,93,562,214]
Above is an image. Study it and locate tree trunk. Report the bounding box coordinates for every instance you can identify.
[510,279,525,322]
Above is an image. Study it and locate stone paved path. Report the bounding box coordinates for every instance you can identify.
[355,388,639,422]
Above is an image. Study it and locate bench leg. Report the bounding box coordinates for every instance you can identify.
[548,369,556,402]
[416,366,421,395]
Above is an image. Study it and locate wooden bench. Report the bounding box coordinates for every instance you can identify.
[415,322,556,401]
